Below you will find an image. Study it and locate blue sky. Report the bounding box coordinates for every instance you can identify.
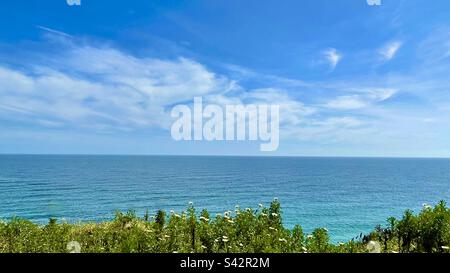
[1,0,450,156]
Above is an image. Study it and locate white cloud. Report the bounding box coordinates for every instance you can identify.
[0,46,236,131]
[242,88,316,127]
[379,41,402,61]
[36,25,72,38]
[325,88,397,110]
[323,48,342,70]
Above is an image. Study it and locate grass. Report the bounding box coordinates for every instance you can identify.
[0,199,449,253]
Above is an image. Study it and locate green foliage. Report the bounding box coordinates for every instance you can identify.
[369,201,450,253]
[0,200,449,253]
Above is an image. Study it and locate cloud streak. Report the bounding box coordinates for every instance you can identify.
[323,48,342,70]
[379,41,402,61]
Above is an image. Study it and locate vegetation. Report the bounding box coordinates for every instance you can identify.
[0,199,449,253]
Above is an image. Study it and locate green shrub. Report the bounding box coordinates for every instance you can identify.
[1,200,449,253]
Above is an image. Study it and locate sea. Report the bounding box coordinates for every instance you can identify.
[1,155,449,242]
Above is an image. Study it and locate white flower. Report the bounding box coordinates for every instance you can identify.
[201,245,207,249]
[441,246,449,250]
[199,216,209,222]
[239,243,244,247]
[258,203,264,208]
[188,201,194,205]
[66,241,81,253]
[278,238,287,243]
[301,246,307,252]
[222,238,229,242]
[366,241,381,253]
[269,227,277,231]
[271,213,278,217]
[174,213,181,218]
[307,235,313,239]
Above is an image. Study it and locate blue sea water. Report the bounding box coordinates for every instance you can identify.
[1,155,450,242]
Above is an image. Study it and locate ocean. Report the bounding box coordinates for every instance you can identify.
[1,155,449,242]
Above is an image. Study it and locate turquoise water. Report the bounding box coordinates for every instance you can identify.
[1,155,450,242]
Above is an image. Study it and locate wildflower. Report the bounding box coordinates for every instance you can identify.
[307,235,313,239]
[279,238,287,243]
[239,243,244,247]
[170,210,175,214]
[66,241,81,253]
[201,245,207,249]
[222,235,228,239]
[214,239,219,243]
[441,246,449,250]
[261,213,268,217]
[164,235,170,238]
[174,213,181,218]
[227,219,234,224]
[173,251,178,253]
[199,216,209,222]
[271,213,278,217]
[301,246,307,252]
[188,201,194,206]
[366,241,381,253]
[269,227,277,231]
[274,197,278,201]
[222,238,229,242]
[144,228,153,233]
[258,203,264,208]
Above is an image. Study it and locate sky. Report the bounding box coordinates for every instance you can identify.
[0,0,450,157]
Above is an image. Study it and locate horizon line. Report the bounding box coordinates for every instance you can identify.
[1,153,450,160]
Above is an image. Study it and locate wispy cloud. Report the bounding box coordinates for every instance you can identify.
[324,88,397,110]
[323,48,342,70]
[36,25,73,38]
[379,41,402,61]
[0,43,235,131]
